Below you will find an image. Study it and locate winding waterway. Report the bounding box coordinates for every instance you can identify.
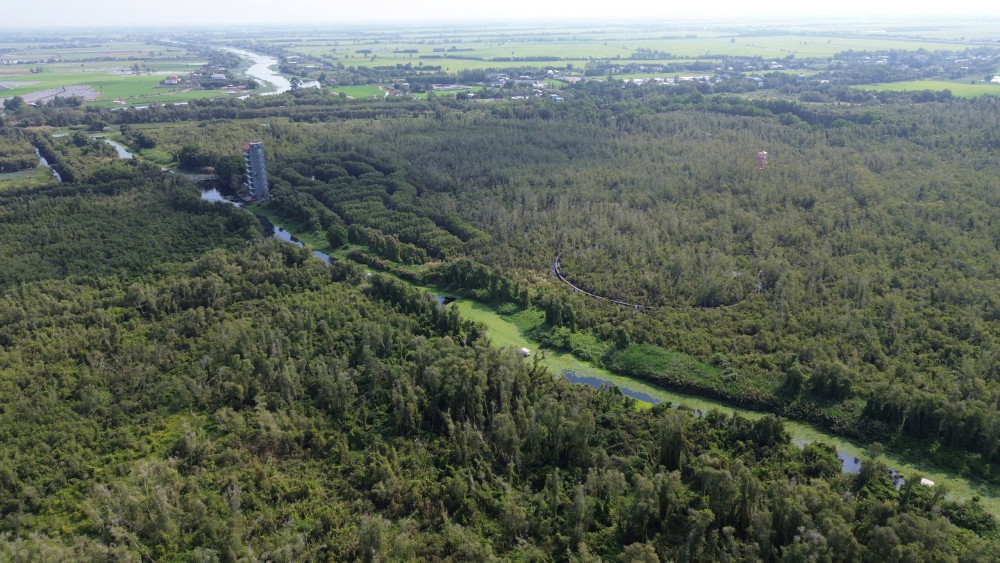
[198,188,1000,515]
[450,297,1000,510]
[221,48,319,95]
[34,147,62,182]
[98,138,133,159]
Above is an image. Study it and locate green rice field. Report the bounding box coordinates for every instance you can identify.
[329,84,384,98]
[0,36,228,106]
[860,80,1000,98]
[4,23,996,107]
[284,26,991,72]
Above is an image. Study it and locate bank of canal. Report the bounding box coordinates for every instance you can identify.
[450,296,1000,514]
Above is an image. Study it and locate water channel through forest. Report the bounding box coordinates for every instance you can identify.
[194,186,1000,515]
[34,147,62,182]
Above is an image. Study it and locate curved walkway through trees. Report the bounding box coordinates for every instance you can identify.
[553,255,763,311]
[552,254,655,310]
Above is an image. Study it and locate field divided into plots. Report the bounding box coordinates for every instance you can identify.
[0,37,221,105]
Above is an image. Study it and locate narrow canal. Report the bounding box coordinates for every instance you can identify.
[34,147,62,182]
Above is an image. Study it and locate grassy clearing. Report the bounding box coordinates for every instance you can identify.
[138,148,175,165]
[0,70,186,102]
[0,41,191,63]
[426,60,574,72]
[89,89,234,107]
[605,343,724,388]
[330,85,383,98]
[0,166,58,191]
[612,73,707,81]
[452,299,700,411]
[0,70,154,96]
[764,69,823,76]
[860,80,1000,98]
[706,35,975,58]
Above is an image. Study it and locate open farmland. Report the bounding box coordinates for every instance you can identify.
[0,69,219,104]
[275,23,996,71]
[328,84,383,98]
[861,79,1000,97]
[4,21,998,109]
[0,38,193,65]
[0,36,231,106]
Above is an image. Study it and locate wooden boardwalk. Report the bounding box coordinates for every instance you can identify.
[551,255,655,311]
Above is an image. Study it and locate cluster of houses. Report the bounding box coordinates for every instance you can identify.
[489,73,548,88]
[827,49,1000,82]
[157,69,236,90]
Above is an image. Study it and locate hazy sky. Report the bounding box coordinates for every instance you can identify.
[5,0,1000,28]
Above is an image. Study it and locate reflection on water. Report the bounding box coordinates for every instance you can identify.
[434,295,456,307]
[223,47,320,95]
[562,370,662,404]
[563,367,896,479]
[838,453,862,474]
[271,223,331,262]
[34,147,62,183]
[98,138,133,159]
[200,188,230,203]
[200,190,332,262]
[273,225,298,244]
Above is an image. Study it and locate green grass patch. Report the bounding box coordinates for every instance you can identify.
[138,147,175,165]
[506,307,545,333]
[0,166,58,191]
[0,71,160,99]
[90,89,234,107]
[763,69,823,76]
[605,344,723,388]
[859,80,1000,98]
[456,299,530,350]
[330,85,383,98]
[1,68,236,106]
[567,331,609,362]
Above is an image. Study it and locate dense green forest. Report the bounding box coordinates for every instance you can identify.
[0,129,39,174]
[4,53,1000,558]
[0,155,997,560]
[107,88,1000,484]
